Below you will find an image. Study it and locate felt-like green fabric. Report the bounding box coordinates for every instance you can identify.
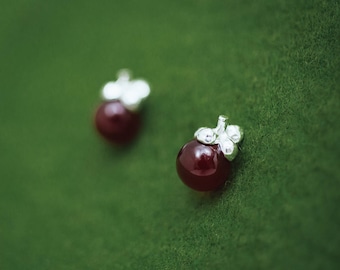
[0,0,339,269]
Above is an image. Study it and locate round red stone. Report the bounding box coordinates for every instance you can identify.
[176,139,231,192]
[95,100,141,144]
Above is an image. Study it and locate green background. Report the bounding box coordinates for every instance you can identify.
[0,0,339,269]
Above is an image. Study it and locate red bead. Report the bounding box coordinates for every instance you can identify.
[95,100,141,144]
[176,140,231,192]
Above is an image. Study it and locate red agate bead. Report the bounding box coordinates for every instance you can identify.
[95,100,141,145]
[176,139,231,192]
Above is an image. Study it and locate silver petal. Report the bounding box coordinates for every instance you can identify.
[101,82,123,100]
[226,125,243,143]
[130,80,151,100]
[195,128,216,144]
[220,138,238,161]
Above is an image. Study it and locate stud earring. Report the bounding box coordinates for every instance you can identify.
[94,69,150,145]
[176,115,244,192]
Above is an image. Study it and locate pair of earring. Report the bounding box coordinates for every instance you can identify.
[94,70,244,192]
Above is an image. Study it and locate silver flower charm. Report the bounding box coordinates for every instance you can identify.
[101,69,150,111]
[194,115,244,161]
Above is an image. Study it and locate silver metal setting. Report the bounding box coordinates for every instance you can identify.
[194,115,244,161]
[101,69,150,111]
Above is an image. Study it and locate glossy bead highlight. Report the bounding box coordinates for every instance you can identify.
[176,140,231,192]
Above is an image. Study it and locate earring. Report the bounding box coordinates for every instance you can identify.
[94,69,150,145]
[176,115,244,192]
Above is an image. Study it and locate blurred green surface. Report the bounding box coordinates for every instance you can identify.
[0,0,339,269]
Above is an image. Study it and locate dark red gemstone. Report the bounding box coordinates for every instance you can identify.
[95,100,141,144]
[176,139,231,192]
